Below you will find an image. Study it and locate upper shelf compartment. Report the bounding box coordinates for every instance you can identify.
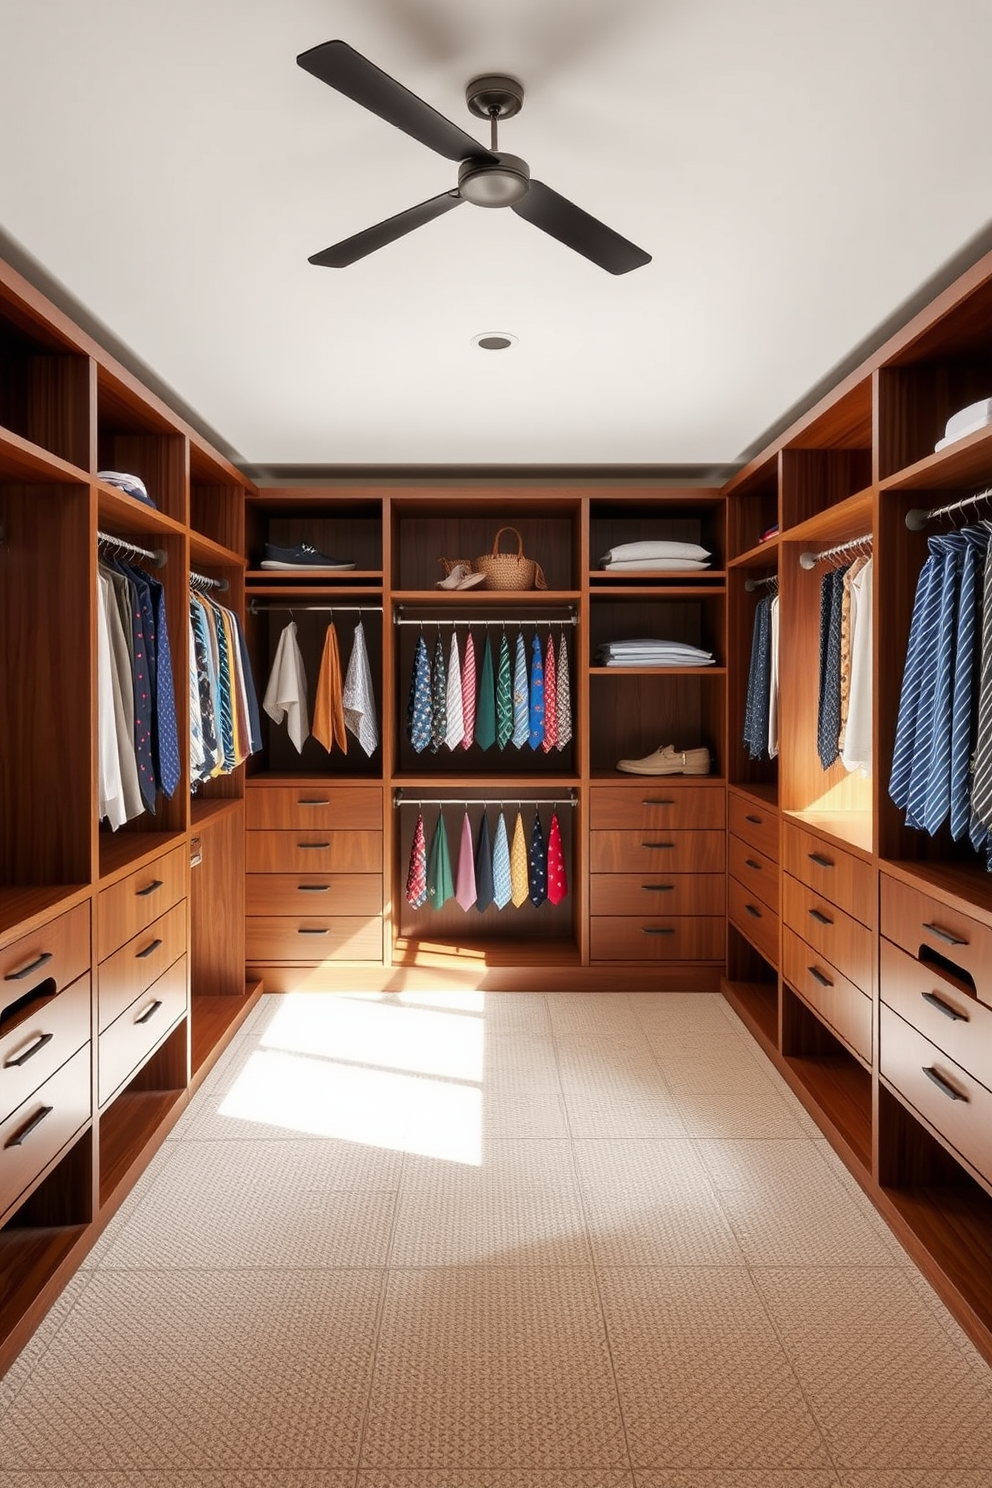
[724,456,778,561]
[246,488,383,584]
[0,292,90,473]
[190,440,248,556]
[588,490,725,584]
[96,366,187,526]
[391,491,581,594]
[779,379,873,532]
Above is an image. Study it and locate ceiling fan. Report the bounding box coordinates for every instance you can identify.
[297,39,651,274]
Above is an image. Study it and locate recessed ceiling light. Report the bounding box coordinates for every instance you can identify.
[472,332,518,351]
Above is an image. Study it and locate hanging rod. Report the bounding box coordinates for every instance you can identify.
[190,569,229,593]
[394,789,578,808]
[97,529,166,567]
[905,486,992,532]
[799,532,873,570]
[247,601,383,615]
[744,573,778,592]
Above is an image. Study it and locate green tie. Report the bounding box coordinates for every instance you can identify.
[475,633,496,750]
[496,631,513,749]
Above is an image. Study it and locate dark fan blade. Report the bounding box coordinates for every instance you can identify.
[298,40,494,164]
[511,180,651,274]
[309,190,464,267]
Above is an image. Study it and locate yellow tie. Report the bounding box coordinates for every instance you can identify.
[510,810,530,907]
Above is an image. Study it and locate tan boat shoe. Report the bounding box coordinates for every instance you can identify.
[616,744,711,776]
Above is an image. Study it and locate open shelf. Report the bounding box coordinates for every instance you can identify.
[98,830,187,885]
[191,981,264,1085]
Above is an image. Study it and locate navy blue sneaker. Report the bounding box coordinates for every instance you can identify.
[260,542,355,570]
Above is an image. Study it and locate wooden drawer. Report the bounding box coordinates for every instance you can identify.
[0,1042,91,1222]
[1,972,91,1122]
[97,846,187,961]
[783,927,872,1065]
[782,873,872,993]
[589,831,726,874]
[729,834,779,914]
[590,916,725,962]
[590,873,725,917]
[246,916,383,963]
[880,874,992,1009]
[246,831,382,875]
[880,937,992,1092]
[728,793,779,861]
[782,822,874,927]
[589,786,726,831]
[98,900,187,1034]
[98,957,188,1108]
[246,785,382,832]
[880,1003,992,1188]
[729,875,779,967]
[246,873,383,917]
[1,902,90,1000]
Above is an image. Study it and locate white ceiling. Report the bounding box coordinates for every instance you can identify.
[1,0,991,476]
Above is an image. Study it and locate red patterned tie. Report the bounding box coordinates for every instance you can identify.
[405,811,428,907]
[546,810,568,904]
[542,631,558,753]
[460,632,477,748]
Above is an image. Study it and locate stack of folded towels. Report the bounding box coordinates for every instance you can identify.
[935,397,992,452]
[598,540,711,572]
[595,638,715,667]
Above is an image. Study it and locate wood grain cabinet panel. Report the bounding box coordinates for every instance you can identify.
[589,787,726,831]
[881,937,992,1091]
[0,1042,91,1222]
[590,830,726,874]
[728,794,779,861]
[590,916,725,962]
[246,832,382,875]
[783,927,872,1066]
[246,786,382,831]
[728,875,779,967]
[0,972,90,1122]
[97,846,187,961]
[782,873,873,992]
[728,835,779,914]
[880,1003,992,1189]
[98,901,187,1034]
[880,874,992,1009]
[590,873,725,917]
[98,957,188,1108]
[246,874,383,917]
[246,916,383,963]
[782,823,874,927]
[0,902,90,1000]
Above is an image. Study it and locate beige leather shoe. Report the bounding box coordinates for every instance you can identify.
[616,745,711,776]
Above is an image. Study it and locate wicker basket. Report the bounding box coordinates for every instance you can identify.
[474,526,547,591]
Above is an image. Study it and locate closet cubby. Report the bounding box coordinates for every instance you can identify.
[586,492,725,578]
[588,671,725,779]
[245,489,384,579]
[724,926,778,1049]
[0,299,90,472]
[781,982,872,1170]
[391,493,581,594]
[96,367,188,526]
[726,565,779,794]
[98,1016,188,1207]
[724,457,779,560]
[190,442,247,556]
[588,592,725,668]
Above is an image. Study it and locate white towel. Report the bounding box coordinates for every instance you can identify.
[342,619,379,757]
[263,620,309,752]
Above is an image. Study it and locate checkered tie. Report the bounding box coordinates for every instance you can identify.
[492,811,512,909]
[405,812,428,908]
[542,632,558,753]
[555,630,572,751]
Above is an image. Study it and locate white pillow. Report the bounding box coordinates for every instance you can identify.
[601,540,711,563]
[603,557,709,571]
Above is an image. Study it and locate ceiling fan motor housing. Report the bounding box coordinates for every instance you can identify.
[458,151,530,207]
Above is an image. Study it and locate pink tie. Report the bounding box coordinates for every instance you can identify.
[546,810,567,904]
[460,632,477,748]
[454,810,477,909]
[542,631,558,753]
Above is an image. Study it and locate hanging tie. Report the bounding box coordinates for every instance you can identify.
[510,809,530,907]
[407,633,432,753]
[511,630,529,748]
[342,619,379,757]
[816,566,848,769]
[743,596,772,761]
[528,809,548,907]
[546,810,568,905]
[405,812,428,908]
[969,529,992,856]
[454,810,478,910]
[430,631,447,754]
[492,810,512,909]
[541,630,558,753]
[444,629,465,749]
[905,537,957,830]
[528,631,545,749]
[460,631,477,749]
[426,810,454,908]
[555,629,573,750]
[475,632,496,750]
[474,811,495,911]
[889,549,941,811]
[312,621,348,754]
[263,619,309,753]
[496,631,513,749]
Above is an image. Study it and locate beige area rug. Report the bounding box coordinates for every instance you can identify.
[2,990,992,1486]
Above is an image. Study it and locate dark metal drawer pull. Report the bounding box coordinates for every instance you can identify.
[808,908,832,926]
[136,938,163,960]
[298,842,330,850]
[4,950,53,982]
[4,1031,54,1068]
[745,814,762,825]
[136,879,163,898]
[642,798,675,806]
[808,852,833,869]
[641,841,675,849]
[298,798,330,806]
[5,1104,53,1148]
[298,884,331,893]
[808,966,833,988]
[922,1065,967,1102]
[744,858,762,871]
[922,990,968,1022]
[135,999,163,1025]
[298,927,330,935]
[744,903,762,918]
[922,921,968,948]
[641,926,675,935]
[641,883,674,892]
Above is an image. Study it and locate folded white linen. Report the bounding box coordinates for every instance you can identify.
[945,398,992,441]
[600,540,711,563]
